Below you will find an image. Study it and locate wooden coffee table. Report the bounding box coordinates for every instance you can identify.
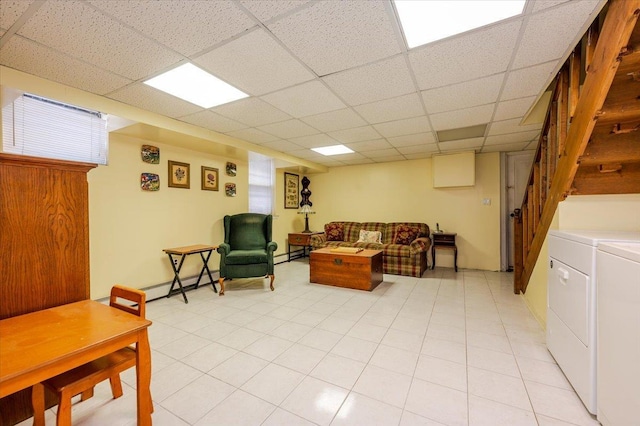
[310,248,383,291]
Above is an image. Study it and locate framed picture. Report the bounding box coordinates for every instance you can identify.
[284,172,299,209]
[141,145,159,164]
[168,160,190,189]
[226,162,237,176]
[201,166,219,191]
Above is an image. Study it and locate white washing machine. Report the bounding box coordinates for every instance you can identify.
[547,230,640,414]
[596,241,640,426]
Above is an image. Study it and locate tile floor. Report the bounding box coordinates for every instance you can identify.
[27,261,600,425]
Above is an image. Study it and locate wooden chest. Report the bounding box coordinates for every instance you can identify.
[310,248,383,291]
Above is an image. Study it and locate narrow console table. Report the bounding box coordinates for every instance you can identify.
[431,232,458,272]
[288,232,322,261]
[163,244,218,303]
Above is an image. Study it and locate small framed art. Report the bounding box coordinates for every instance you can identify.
[225,183,236,197]
[168,160,190,189]
[284,172,299,209]
[201,166,219,191]
[141,145,159,164]
[140,173,159,191]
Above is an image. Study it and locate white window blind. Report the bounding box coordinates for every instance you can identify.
[2,93,108,164]
[248,152,274,215]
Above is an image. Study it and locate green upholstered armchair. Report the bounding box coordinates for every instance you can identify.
[217,213,278,295]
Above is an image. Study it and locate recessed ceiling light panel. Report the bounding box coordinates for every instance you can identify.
[394,0,526,48]
[144,63,248,108]
[312,145,354,156]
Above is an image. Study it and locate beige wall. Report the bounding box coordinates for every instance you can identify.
[307,153,502,271]
[88,133,249,298]
[523,193,640,328]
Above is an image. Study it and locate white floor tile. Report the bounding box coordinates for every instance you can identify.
[332,392,403,426]
[310,353,366,389]
[469,395,537,426]
[273,343,327,374]
[281,376,349,426]
[241,363,304,405]
[525,381,600,426]
[243,334,293,361]
[299,328,343,351]
[207,352,268,387]
[353,364,412,408]
[414,355,467,392]
[194,389,275,426]
[150,361,203,402]
[467,367,532,411]
[421,337,467,365]
[381,328,424,353]
[181,341,238,372]
[467,346,520,377]
[369,344,419,376]
[405,378,468,426]
[262,408,316,426]
[330,335,379,363]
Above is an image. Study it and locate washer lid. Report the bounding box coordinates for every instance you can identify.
[549,230,640,246]
[598,242,640,263]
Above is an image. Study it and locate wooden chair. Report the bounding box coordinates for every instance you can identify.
[31,285,152,425]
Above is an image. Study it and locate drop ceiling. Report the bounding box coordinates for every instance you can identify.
[0,0,606,167]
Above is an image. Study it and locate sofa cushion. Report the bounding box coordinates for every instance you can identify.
[325,223,344,241]
[393,225,419,245]
[225,249,268,265]
[357,230,382,243]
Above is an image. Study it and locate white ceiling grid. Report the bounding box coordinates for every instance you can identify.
[0,0,606,167]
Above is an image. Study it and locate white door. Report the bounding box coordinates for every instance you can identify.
[505,152,535,270]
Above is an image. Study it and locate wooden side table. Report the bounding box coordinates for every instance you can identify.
[288,232,322,261]
[431,232,458,272]
[163,244,218,303]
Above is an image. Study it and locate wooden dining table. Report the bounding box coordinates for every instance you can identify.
[0,300,153,425]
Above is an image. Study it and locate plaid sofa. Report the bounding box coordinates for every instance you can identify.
[309,222,431,277]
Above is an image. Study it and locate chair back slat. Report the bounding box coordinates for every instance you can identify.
[109,285,146,319]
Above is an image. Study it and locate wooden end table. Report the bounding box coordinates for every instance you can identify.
[288,232,322,261]
[431,232,458,272]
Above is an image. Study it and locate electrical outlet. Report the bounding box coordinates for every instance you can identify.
[482,198,491,205]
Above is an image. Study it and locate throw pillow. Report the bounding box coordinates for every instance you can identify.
[325,223,344,241]
[394,225,419,245]
[357,230,382,244]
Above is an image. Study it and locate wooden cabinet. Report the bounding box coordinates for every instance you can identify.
[0,153,95,425]
[310,248,383,291]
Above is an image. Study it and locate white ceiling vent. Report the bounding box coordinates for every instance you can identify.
[437,124,487,142]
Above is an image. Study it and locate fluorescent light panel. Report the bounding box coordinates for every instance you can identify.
[394,0,526,48]
[144,63,248,108]
[312,145,354,156]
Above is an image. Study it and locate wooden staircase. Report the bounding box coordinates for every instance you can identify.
[514,0,640,294]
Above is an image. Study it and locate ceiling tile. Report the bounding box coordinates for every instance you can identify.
[512,1,604,68]
[108,83,202,118]
[1,36,132,95]
[388,133,436,148]
[261,80,345,118]
[289,134,339,149]
[485,130,540,146]
[225,127,279,144]
[341,158,376,166]
[488,118,542,136]
[267,1,401,75]
[287,149,325,161]
[347,139,394,152]
[322,55,415,106]
[330,152,368,162]
[530,0,570,13]
[494,96,536,121]
[438,137,484,152]
[89,0,254,57]
[396,144,438,155]
[409,20,522,90]
[501,61,556,101]
[482,142,531,152]
[240,0,311,22]
[179,110,247,133]
[1,1,35,29]
[370,154,405,162]
[430,104,495,131]
[404,152,435,160]
[212,98,291,127]
[422,74,504,114]
[301,108,367,133]
[17,0,183,80]
[194,29,315,96]
[354,93,424,124]
[257,119,319,139]
[373,116,431,138]
[362,148,402,158]
[328,126,382,144]
[261,139,305,152]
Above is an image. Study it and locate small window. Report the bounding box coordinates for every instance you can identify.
[2,93,108,165]
[248,152,274,215]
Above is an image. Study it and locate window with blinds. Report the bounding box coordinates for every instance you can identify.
[2,93,108,165]
[248,152,274,215]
